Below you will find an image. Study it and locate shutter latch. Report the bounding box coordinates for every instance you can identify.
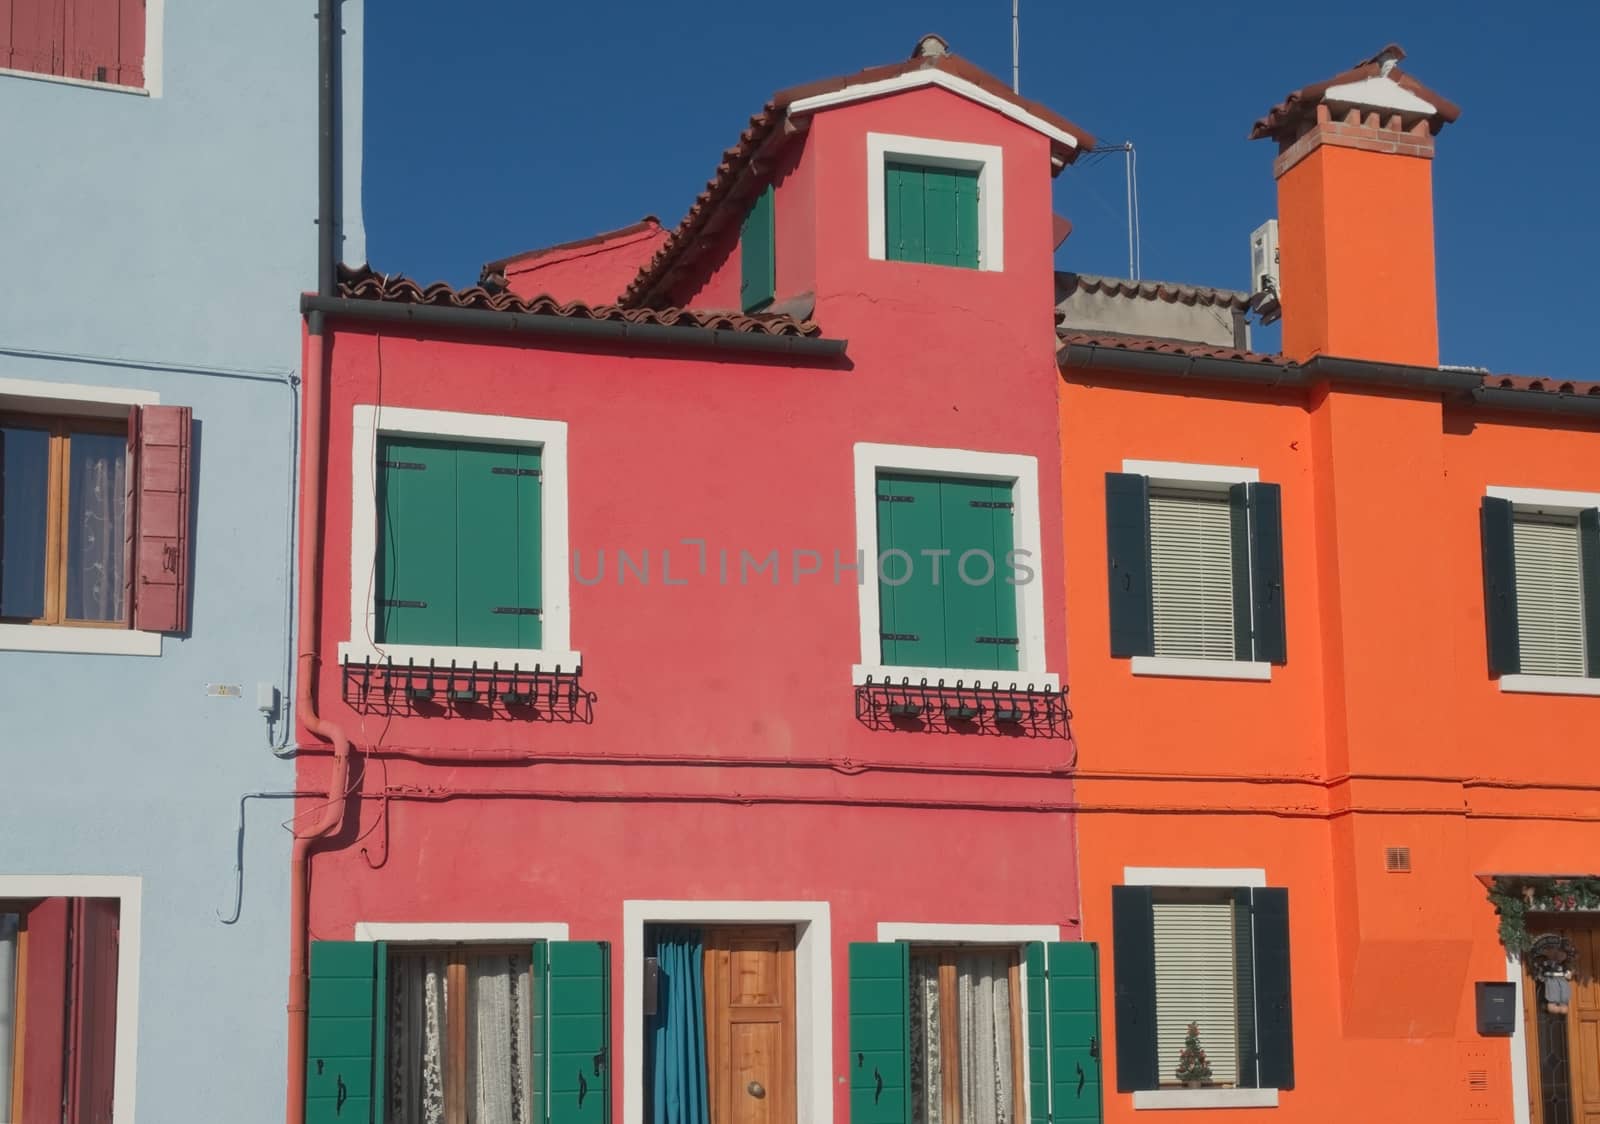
[378,599,427,609]
[491,466,542,477]
[881,632,920,642]
[877,494,915,503]
[380,460,425,470]
[969,500,1014,509]
[975,636,1019,645]
[491,606,543,616]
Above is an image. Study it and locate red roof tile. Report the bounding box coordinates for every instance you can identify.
[479,217,664,282]
[621,41,1096,308]
[338,264,821,337]
[1058,273,1254,312]
[1251,44,1461,142]
[1484,375,1600,397]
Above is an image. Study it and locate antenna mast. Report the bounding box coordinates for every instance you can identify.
[1011,0,1020,93]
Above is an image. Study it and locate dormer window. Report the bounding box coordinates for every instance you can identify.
[739,185,776,312]
[867,133,1005,272]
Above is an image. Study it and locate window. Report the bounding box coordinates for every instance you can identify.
[0,402,190,647]
[1106,465,1285,676]
[1,0,146,88]
[306,938,609,1124]
[345,407,576,668]
[847,939,1103,1124]
[866,134,1005,273]
[1481,491,1600,688]
[740,185,775,313]
[1111,881,1292,1103]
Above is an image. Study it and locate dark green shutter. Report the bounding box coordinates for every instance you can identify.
[939,478,1018,672]
[885,164,979,269]
[1106,474,1154,659]
[877,473,946,667]
[531,941,549,1124]
[306,940,382,1124]
[1110,887,1158,1092]
[848,942,910,1124]
[1231,889,1257,1088]
[376,438,458,645]
[740,185,776,313]
[1228,484,1253,660]
[885,164,925,263]
[1025,944,1048,1124]
[1047,943,1104,1123]
[1481,496,1521,675]
[547,941,610,1124]
[1580,509,1600,676]
[1251,888,1294,1090]
[456,443,542,649]
[1247,483,1287,664]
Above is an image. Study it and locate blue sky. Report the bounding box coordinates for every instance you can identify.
[364,1,1598,376]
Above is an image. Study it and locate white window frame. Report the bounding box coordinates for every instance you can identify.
[0,0,164,97]
[866,133,1005,272]
[1120,866,1278,1111]
[622,900,832,1124]
[1487,485,1600,697]
[0,376,163,657]
[853,442,1055,690]
[0,875,142,1122]
[341,405,580,671]
[1123,459,1270,683]
[351,921,571,943]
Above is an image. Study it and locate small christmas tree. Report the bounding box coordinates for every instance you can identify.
[1175,1022,1213,1086]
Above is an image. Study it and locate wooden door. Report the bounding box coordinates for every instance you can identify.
[1525,926,1600,1124]
[703,927,796,1124]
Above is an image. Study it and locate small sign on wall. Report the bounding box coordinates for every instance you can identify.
[205,683,242,698]
[1475,981,1516,1036]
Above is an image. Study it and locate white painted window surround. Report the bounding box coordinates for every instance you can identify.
[0,0,164,97]
[0,876,142,1122]
[0,377,163,657]
[351,921,571,943]
[866,133,1005,272]
[1120,867,1279,1111]
[622,901,832,1124]
[341,405,580,671]
[852,442,1056,690]
[1487,486,1600,698]
[1508,953,1533,1124]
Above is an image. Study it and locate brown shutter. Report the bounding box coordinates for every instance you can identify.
[130,405,192,633]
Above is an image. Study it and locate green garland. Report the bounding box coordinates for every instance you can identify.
[1488,877,1600,951]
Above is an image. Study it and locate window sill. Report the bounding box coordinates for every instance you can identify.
[1133,1088,1279,1110]
[339,641,582,673]
[0,66,148,96]
[852,664,1059,691]
[1499,674,1600,697]
[1131,657,1271,682]
[0,623,161,656]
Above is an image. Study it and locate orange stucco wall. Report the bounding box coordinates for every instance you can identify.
[1060,365,1600,1122]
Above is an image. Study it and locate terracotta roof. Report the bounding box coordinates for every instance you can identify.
[1057,329,1283,365]
[622,40,1096,307]
[1251,44,1462,142]
[1057,272,1254,312]
[480,217,663,281]
[338,264,821,337]
[1483,375,1600,397]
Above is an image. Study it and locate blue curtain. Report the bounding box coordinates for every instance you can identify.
[647,927,710,1124]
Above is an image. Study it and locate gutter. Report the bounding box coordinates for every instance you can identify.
[300,294,849,360]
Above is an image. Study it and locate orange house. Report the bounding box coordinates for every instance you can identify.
[1059,47,1600,1124]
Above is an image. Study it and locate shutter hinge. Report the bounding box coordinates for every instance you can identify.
[491,606,543,616]
[975,636,1019,645]
[969,500,1014,509]
[491,466,542,477]
[877,494,915,503]
[380,460,426,470]
[378,599,427,609]
[881,632,920,642]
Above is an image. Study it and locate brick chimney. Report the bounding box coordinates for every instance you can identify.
[1251,46,1460,365]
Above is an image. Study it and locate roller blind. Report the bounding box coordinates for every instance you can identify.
[1149,491,1235,661]
[1514,516,1586,676]
[1152,900,1238,1087]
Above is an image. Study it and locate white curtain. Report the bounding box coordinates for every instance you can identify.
[0,912,17,1124]
[910,953,1014,1124]
[910,957,943,1124]
[467,952,534,1124]
[65,433,127,622]
[390,954,447,1124]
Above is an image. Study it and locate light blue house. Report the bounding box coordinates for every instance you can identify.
[0,2,362,1119]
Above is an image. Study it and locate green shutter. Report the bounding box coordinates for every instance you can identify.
[740,185,776,313]
[1247,484,1287,665]
[1231,889,1257,1089]
[1025,944,1047,1124]
[848,942,910,1124]
[885,164,979,269]
[376,438,458,645]
[1580,509,1600,676]
[885,164,925,263]
[1110,886,1158,1092]
[531,941,549,1124]
[1481,496,1522,675]
[1228,484,1253,660]
[938,478,1018,672]
[1250,889,1294,1090]
[877,473,946,667]
[456,443,542,649]
[1047,943,1104,1124]
[306,940,382,1124]
[1106,474,1154,659]
[547,941,610,1124]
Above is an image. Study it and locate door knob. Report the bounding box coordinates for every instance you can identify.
[747,1081,766,1099]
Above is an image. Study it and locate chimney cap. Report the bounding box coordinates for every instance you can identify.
[1250,44,1461,142]
[911,33,950,59]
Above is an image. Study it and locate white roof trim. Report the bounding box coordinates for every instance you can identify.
[788,69,1081,150]
[1322,74,1437,116]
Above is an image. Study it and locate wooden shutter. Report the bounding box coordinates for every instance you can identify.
[938,477,1018,672]
[531,941,549,1124]
[1512,515,1585,676]
[1581,509,1600,676]
[1110,886,1158,1092]
[848,942,910,1124]
[306,940,382,1124]
[1480,496,1521,675]
[1025,943,1048,1124]
[885,164,925,264]
[130,405,191,634]
[547,941,610,1124]
[886,164,980,269]
[1247,483,1287,665]
[1231,889,1258,1089]
[1148,489,1234,660]
[63,0,141,85]
[1046,942,1104,1124]
[1151,900,1239,1086]
[64,897,120,1124]
[456,442,542,649]
[877,473,946,668]
[1228,485,1253,660]
[6,0,66,77]
[375,437,458,646]
[740,186,776,313]
[1250,889,1293,1090]
[1105,474,1154,658]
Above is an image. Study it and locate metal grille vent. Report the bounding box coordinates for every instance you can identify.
[1467,1070,1489,1092]
[1385,846,1412,873]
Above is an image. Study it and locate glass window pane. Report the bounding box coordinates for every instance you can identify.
[0,424,51,619]
[0,911,19,1113]
[65,432,128,622]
